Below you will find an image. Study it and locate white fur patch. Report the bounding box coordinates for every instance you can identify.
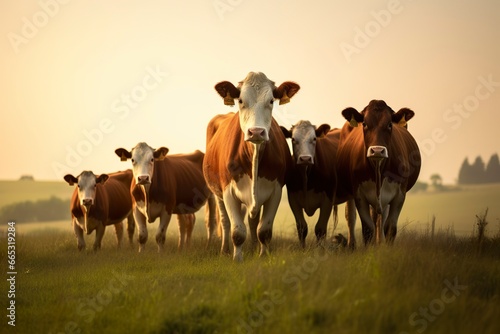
[357,178,401,209]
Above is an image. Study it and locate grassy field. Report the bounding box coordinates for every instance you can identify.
[1,227,499,334]
[1,181,500,333]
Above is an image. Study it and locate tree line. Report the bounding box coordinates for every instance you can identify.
[458,153,500,184]
[0,196,70,223]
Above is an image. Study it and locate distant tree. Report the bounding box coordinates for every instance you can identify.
[471,156,487,183]
[458,158,473,184]
[430,174,443,187]
[485,153,500,183]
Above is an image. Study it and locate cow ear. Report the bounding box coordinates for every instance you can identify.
[280,126,292,138]
[315,124,331,138]
[96,174,109,184]
[64,174,78,186]
[115,148,132,161]
[393,108,415,128]
[342,107,364,127]
[154,147,169,160]
[215,81,240,106]
[274,81,300,105]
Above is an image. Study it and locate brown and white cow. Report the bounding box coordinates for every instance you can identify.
[336,100,421,245]
[281,121,340,248]
[115,143,216,252]
[64,170,135,251]
[203,71,299,261]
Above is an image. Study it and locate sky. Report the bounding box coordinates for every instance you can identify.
[1,0,499,184]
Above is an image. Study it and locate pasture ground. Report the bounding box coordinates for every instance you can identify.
[1,222,500,333]
[1,181,500,333]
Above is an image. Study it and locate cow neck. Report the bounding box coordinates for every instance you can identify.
[247,141,267,218]
[370,159,385,214]
[297,164,311,195]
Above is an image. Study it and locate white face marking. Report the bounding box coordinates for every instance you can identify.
[238,73,275,143]
[76,171,98,207]
[291,122,317,165]
[130,143,155,185]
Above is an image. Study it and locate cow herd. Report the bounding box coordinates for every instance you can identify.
[64,71,421,261]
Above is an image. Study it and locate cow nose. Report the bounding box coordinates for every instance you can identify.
[137,175,150,184]
[298,155,313,165]
[367,146,388,159]
[82,198,93,207]
[246,127,268,143]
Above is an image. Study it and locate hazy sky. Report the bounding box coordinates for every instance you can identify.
[1,0,499,183]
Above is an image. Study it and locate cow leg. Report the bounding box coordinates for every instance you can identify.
[258,185,282,257]
[223,191,246,262]
[315,201,333,246]
[93,224,105,251]
[156,210,172,252]
[216,197,231,255]
[385,195,405,243]
[177,214,195,250]
[73,218,86,251]
[134,208,148,252]
[185,214,195,248]
[289,193,308,248]
[114,221,124,248]
[205,194,218,247]
[370,206,385,244]
[177,215,186,251]
[248,207,261,253]
[126,212,135,247]
[345,198,357,249]
[355,197,375,245]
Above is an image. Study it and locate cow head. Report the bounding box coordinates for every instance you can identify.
[215,72,300,143]
[281,120,330,165]
[115,142,169,185]
[342,100,415,163]
[64,171,108,210]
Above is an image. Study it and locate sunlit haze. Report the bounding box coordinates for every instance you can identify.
[1,0,499,183]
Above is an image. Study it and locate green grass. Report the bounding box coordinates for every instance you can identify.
[1,181,500,333]
[1,227,500,334]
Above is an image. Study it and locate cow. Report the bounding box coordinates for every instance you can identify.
[115,143,217,252]
[64,170,135,251]
[203,71,299,261]
[177,213,196,249]
[280,120,340,248]
[336,99,421,246]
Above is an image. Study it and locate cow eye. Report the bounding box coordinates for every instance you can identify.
[150,158,154,163]
[362,122,367,129]
[131,159,135,163]
[238,99,243,104]
[270,99,274,105]
[387,122,392,130]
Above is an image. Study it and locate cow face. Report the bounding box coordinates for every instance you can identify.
[342,100,415,162]
[64,171,108,209]
[115,142,168,185]
[281,121,330,165]
[215,72,300,144]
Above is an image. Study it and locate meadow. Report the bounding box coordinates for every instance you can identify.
[1,181,500,333]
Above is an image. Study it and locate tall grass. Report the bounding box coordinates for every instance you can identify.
[2,223,500,334]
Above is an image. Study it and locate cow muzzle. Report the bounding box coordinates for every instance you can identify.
[245,127,269,143]
[297,155,314,165]
[81,198,93,209]
[367,146,388,160]
[136,175,151,185]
